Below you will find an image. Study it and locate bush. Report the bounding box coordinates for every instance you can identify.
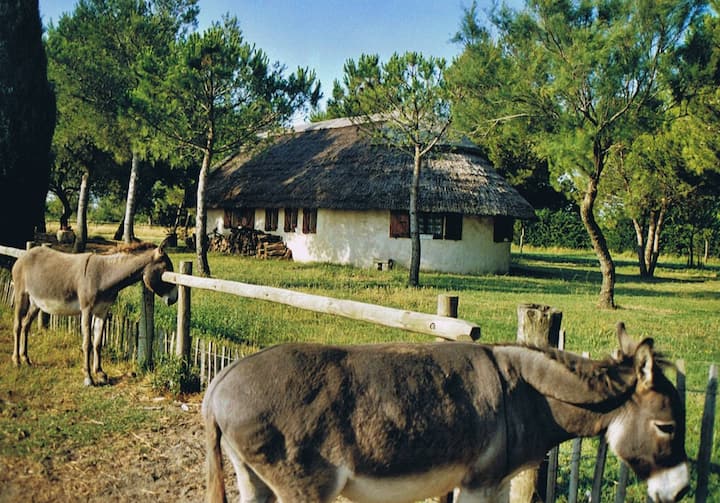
[521,208,590,249]
[149,354,200,397]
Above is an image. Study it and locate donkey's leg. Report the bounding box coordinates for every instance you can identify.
[80,310,94,386]
[234,461,276,503]
[18,302,40,366]
[91,316,108,384]
[221,437,275,503]
[12,292,30,366]
[252,462,345,503]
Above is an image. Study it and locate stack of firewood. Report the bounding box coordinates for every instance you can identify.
[207,228,292,260]
[257,234,292,260]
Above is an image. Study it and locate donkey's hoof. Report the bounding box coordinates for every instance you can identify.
[83,377,94,387]
[96,372,108,385]
[11,356,20,367]
[21,356,32,366]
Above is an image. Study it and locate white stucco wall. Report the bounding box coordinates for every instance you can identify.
[207,208,511,274]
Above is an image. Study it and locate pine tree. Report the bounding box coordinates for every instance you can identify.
[0,0,55,248]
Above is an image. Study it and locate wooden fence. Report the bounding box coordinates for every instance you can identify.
[0,245,717,502]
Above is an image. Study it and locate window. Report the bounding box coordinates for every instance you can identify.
[302,208,317,234]
[444,213,462,240]
[265,208,279,231]
[389,211,462,240]
[494,216,514,243]
[223,208,254,229]
[284,208,298,232]
[419,213,444,239]
[390,210,410,238]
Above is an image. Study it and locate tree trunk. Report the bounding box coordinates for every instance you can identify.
[122,151,139,243]
[196,147,212,276]
[113,218,125,241]
[57,189,73,230]
[580,156,615,309]
[632,218,648,277]
[73,171,89,253]
[408,144,422,287]
[646,207,665,277]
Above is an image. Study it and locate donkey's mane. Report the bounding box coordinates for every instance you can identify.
[494,343,637,402]
[102,242,157,254]
[516,343,672,401]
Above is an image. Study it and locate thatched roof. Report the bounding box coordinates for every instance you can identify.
[206,118,536,219]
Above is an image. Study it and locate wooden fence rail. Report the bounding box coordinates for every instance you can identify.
[161,269,481,343]
[0,245,717,502]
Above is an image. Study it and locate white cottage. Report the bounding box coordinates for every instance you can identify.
[205,118,535,274]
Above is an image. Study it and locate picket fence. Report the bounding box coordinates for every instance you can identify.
[0,244,717,502]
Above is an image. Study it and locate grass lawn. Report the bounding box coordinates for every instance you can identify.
[9,223,720,501]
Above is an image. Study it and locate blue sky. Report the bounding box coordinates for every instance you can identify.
[38,0,502,110]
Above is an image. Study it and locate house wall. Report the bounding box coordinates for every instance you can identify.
[207,208,511,274]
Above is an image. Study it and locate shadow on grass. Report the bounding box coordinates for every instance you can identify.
[426,253,720,302]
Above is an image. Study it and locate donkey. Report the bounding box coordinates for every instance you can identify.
[203,322,689,503]
[11,241,178,386]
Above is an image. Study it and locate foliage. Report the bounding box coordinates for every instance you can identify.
[319,51,457,287]
[0,0,55,246]
[522,208,591,249]
[45,0,198,245]
[448,0,708,308]
[150,353,200,396]
[134,15,320,276]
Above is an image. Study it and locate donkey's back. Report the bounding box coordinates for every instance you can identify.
[12,246,92,315]
[203,342,509,503]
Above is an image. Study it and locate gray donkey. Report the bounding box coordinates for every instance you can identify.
[203,323,688,503]
[12,241,178,385]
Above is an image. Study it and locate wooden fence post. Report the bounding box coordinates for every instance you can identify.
[511,304,563,503]
[175,260,192,365]
[137,283,155,370]
[696,363,717,503]
[438,294,461,503]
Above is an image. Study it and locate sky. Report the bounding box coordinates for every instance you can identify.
[37,0,495,112]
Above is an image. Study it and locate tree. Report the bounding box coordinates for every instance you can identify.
[450,0,705,308]
[324,52,456,287]
[135,15,320,276]
[46,0,198,245]
[0,0,55,249]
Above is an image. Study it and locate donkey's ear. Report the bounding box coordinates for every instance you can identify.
[617,322,638,356]
[634,338,655,390]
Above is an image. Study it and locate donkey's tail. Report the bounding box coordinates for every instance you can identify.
[203,403,227,503]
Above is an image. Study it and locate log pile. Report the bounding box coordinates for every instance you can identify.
[257,235,293,260]
[208,228,292,260]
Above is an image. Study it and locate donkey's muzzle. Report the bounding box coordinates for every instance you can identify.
[163,285,179,306]
[648,463,690,502]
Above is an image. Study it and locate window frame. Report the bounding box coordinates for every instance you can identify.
[302,208,317,234]
[493,216,514,243]
[284,208,298,232]
[265,208,279,232]
[389,210,463,241]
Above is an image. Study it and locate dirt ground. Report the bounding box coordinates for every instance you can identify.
[0,384,245,503]
[0,236,237,502]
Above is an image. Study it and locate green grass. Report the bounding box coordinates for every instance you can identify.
[125,244,718,502]
[0,310,159,464]
[6,228,719,501]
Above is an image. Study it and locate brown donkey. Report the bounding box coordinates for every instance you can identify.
[203,322,689,503]
[11,241,178,385]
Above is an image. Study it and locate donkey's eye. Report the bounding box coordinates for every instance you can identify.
[654,422,675,436]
